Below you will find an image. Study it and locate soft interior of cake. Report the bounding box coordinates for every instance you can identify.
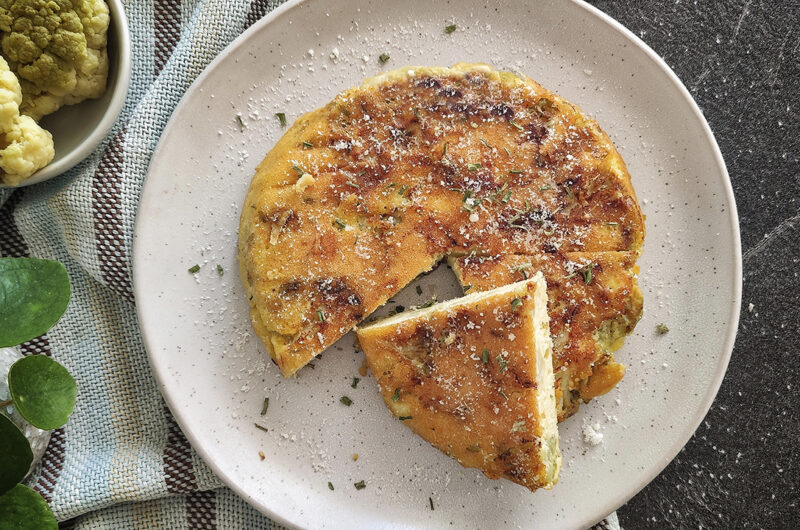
[529,275,562,485]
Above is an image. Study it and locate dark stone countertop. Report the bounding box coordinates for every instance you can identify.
[586,1,799,527]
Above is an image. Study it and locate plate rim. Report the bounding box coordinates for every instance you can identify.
[132,0,742,528]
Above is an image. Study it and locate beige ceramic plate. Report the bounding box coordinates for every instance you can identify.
[133,1,741,528]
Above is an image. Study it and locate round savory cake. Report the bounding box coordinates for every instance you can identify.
[238,63,644,420]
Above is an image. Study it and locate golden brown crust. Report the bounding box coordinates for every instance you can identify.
[450,251,643,420]
[356,276,560,491]
[239,63,644,377]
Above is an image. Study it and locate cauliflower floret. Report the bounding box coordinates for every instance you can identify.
[0,0,110,120]
[0,55,54,185]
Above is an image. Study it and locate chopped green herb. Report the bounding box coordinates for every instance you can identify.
[392,388,401,402]
[582,263,595,285]
[510,297,522,308]
[417,295,437,309]
[499,389,509,401]
[345,179,360,188]
[481,349,489,364]
[539,185,552,191]
[509,169,522,174]
[536,98,555,115]
[497,355,508,373]
[340,396,353,406]
[328,482,335,491]
[216,264,224,276]
[507,209,525,226]
[188,264,200,274]
[501,189,512,204]
[254,423,268,432]
[442,142,448,156]
[656,323,670,335]
[467,163,481,171]
[466,444,481,453]
[444,24,456,34]
[398,184,408,196]
[562,182,576,201]
[429,497,434,511]
[379,52,390,64]
[416,285,423,295]
[354,480,367,490]
[503,146,511,156]
[317,310,326,322]
[302,141,313,148]
[480,138,492,148]
[510,120,524,131]
[605,222,619,226]
[260,397,270,416]
[275,112,287,126]
[462,284,472,292]
[291,165,306,175]
[387,182,397,189]
[333,218,346,230]
[236,114,245,129]
[511,262,532,273]
[398,416,413,421]
[351,377,360,389]
[413,107,420,118]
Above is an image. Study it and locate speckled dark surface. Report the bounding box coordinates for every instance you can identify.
[585,1,799,528]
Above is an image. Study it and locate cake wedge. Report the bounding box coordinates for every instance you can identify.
[356,273,561,491]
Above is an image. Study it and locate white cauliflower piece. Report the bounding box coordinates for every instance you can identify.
[0,55,54,186]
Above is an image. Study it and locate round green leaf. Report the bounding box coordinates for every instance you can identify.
[0,414,33,495]
[0,258,70,348]
[8,356,76,430]
[0,484,57,530]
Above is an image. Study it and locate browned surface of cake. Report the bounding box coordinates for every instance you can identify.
[238,63,644,414]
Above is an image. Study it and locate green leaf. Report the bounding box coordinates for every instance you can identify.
[0,414,32,495]
[8,356,76,430]
[0,484,57,529]
[0,258,70,348]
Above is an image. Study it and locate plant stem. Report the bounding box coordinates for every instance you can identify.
[0,399,12,408]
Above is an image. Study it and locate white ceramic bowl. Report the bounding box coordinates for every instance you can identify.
[4,0,131,188]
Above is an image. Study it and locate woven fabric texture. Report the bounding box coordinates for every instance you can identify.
[0,1,619,528]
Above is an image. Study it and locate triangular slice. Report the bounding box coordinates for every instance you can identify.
[356,273,561,491]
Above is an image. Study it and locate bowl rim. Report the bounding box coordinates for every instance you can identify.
[3,0,131,188]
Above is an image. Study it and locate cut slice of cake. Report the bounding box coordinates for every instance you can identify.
[356,273,561,491]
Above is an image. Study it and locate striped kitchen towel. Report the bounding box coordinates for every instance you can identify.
[0,1,621,528]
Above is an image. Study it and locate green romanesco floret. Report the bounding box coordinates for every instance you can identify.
[0,0,109,120]
[0,54,54,185]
